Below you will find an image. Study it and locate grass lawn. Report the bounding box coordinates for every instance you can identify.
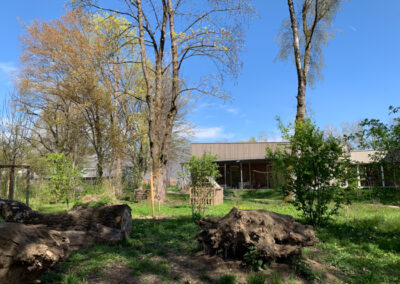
[38,189,400,284]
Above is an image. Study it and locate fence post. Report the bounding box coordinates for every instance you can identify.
[26,167,30,206]
[8,166,15,200]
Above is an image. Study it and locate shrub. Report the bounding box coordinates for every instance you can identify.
[45,153,82,210]
[216,274,237,284]
[247,272,267,284]
[268,119,356,225]
[292,256,320,281]
[183,153,221,187]
[243,245,267,271]
[184,153,221,220]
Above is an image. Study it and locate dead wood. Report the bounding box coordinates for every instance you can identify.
[0,223,69,284]
[196,207,318,264]
[0,198,132,238]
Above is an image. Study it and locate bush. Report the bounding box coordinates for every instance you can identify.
[247,272,267,284]
[243,245,267,271]
[216,274,237,284]
[45,153,82,210]
[268,119,356,225]
[184,153,221,220]
[183,153,221,187]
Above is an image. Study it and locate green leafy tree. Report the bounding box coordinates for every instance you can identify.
[46,153,82,210]
[355,106,400,188]
[184,153,221,188]
[267,119,355,225]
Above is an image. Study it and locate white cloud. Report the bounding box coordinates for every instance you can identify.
[226,107,239,115]
[193,126,234,140]
[0,62,17,75]
[349,25,357,32]
[0,62,17,86]
[193,103,240,116]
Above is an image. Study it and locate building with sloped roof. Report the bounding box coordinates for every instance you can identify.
[191,142,394,189]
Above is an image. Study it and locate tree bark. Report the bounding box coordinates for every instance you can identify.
[0,198,132,238]
[0,223,69,284]
[0,199,132,283]
[288,0,306,122]
[197,207,318,262]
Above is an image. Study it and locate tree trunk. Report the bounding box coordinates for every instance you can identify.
[0,198,132,237]
[296,81,306,122]
[96,150,104,182]
[152,158,168,200]
[288,0,306,122]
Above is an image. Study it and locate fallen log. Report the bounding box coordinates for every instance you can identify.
[0,198,133,283]
[0,223,69,284]
[0,198,132,238]
[196,207,318,264]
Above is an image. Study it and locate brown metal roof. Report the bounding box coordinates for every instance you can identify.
[191,142,290,161]
[191,143,380,164]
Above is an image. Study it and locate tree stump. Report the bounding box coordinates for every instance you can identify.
[0,198,133,282]
[196,207,318,264]
[0,223,69,284]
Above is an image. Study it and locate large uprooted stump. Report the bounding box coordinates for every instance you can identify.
[0,198,132,283]
[0,223,69,284]
[196,208,318,265]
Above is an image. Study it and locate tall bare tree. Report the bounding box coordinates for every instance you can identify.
[277,0,343,122]
[0,99,30,199]
[77,0,253,198]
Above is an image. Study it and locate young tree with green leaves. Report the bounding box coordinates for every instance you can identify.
[355,106,400,188]
[277,0,344,122]
[267,119,355,225]
[183,153,221,188]
[45,153,82,210]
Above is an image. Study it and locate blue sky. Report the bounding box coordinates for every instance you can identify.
[1,1,399,142]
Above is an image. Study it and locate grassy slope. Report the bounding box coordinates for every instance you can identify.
[39,189,400,284]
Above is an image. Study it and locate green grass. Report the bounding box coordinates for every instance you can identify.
[216,274,237,284]
[348,187,400,206]
[224,188,283,200]
[38,190,400,283]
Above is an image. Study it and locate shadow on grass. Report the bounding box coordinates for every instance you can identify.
[348,187,400,206]
[224,189,283,200]
[316,216,400,283]
[40,216,201,283]
[318,216,400,252]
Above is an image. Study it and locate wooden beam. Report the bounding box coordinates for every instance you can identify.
[0,165,30,169]
[224,163,227,189]
[26,168,31,206]
[249,162,252,189]
[8,167,15,200]
[240,162,243,189]
[230,165,233,187]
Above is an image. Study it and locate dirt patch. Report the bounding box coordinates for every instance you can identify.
[84,251,312,284]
